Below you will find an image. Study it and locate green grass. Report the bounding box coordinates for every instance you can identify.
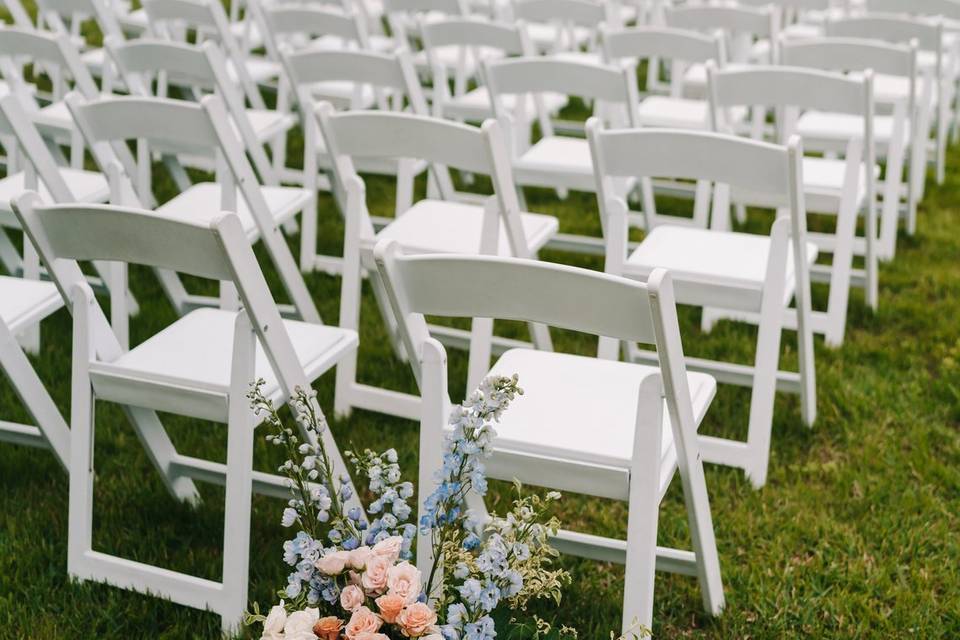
[1,74,960,640]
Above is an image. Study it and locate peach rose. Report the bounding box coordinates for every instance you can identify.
[340,584,365,612]
[374,593,405,623]
[371,536,403,563]
[316,550,351,575]
[348,546,372,570]
[353,634,389,640]
[361,556,390,594]
[344,606,382,639]
[312,616,344,640]
[386,561,422,604]
[397,602,437,637]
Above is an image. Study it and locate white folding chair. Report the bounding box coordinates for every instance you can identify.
[780,37,921,259]
[588,126,817,488]
[373,242,724,634]
[34,0,129,90]
[281,47,444,272]
[708,65,878,347]
[315,108,558,419]
[509,0,619,63]
[484,56,641,252]
[142,0,279,95]
[64,92,320,324]
[421,16,568,121]
[826,14,949,185]
[105,37,297,186]
[0,27,101,169]
[664,4,780,95]
[13,193,359,631]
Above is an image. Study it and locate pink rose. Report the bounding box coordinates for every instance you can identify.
[397,602,438,637]
[361,556,390,594]
[340,584,365,612]
[315,550,351,575]
[312,616,344,640]
[371,536,403,564]
[348,546,372,570]
[353,634,389,640]
[374,593,405,623]
[344,606,382,639]
[386,561,422,604]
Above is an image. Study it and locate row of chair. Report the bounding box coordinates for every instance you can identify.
[0,0,957,636]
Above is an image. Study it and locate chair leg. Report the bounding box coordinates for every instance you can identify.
[68,286,97,578]
[221,314,257,633]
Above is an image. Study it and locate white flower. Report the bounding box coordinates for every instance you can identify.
[281,508,298,528]
[262,601,287,639]
[283,607,320,640]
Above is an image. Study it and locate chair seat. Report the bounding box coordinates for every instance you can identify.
[626,226,818,304]
[637,96,747,130]
[551,50,604,66]
[485,348,716,471]
[0,168,109,224]
[244,108,297,142]
[34,101,73,136]
[227,56,280,85]
[526,22,591,52]
[156,183,310,240]
[0,276,63,333]
[88,308,358,422]
[411,46,486,74]
[514,136,595,191]
[801,156,872,210]
[796,111,910,148]
[441,86,568,121]
[370,199,558,256]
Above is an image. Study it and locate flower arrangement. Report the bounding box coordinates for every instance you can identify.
[245,374,570,640]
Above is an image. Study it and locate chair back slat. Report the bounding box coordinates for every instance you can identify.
[665,5,775,37]
[826,15,943,51]
[421,17,526,53]
[603,26,721,64]
[710,66,868,115]
[284,48,410,92]
[589,126,793,202]
[107,38,217,89]
[867,0,960,20]
[143,0,217,29]
[485,57,635,103]
[780,37,916,76]
[27,202,236,281]
[513,0,608,26]
[374,243,658,344]
[318,110,493,174]
[266,5,364,41]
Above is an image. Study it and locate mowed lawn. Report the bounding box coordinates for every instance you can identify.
[1,58,960,639]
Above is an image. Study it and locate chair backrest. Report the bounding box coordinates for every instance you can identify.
[779,36,917,78]
[316,106,532,257]
[665,4,778,63]
[867,0,960,20]
[373,240,672,387]
[142,0,266,109]
[587,124,808,280]
[12,192,313,403]
[281,47,428,114]
[602,26,725,97]
[708,65,873,141]
[420,16,532,56]
[512,0,614,28]
[105,37,276,183]
[36,0,125,42]
[0,27,99,106]
[484,57,641,135]
[253,1,369,68]
[739,0,829,8]
[825,14,944,53]
[65,92,322,323]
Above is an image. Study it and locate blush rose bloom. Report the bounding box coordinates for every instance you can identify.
[361,556,391,594]
[353,634,390,640]
[374,593,405,623]
[344,606,383,639]
[348,546,372,570]
[386,561,422,604]
[340,584,365,612]
[316,550,351,576]
[371,536,403,564]
[312,616,344,640]
[284,607,320,640]
[397,602,438,637]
